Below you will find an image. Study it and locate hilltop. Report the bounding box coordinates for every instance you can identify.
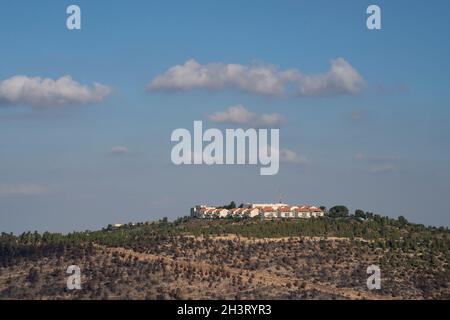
[0,210,449,300]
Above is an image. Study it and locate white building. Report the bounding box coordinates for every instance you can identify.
[191,203,324,220]
[247,203,289,210]
[215,208,229,218]
[245,208,260,218]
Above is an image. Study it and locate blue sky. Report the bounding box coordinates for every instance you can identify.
[1,0,450,233]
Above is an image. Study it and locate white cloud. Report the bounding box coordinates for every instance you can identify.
[258,113,286,127]
[0,75,112,108]
[109,146,129,154]
[147,59,292,95]
[280,149,308,165]
[207,104,285,127]
[147,58,364,97]
[296,58,364,96]
[0,184,49,197]
[262,146,308,165]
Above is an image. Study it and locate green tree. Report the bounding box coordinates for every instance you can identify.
[398,215,408,226]
[222,201,236,209]
[328,206,349,218]
[355,209,366,219]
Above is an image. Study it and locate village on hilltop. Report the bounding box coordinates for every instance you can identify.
[109,202,327,230]
[191,203,325,219]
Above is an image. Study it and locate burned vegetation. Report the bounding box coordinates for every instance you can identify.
[0,213,449,300]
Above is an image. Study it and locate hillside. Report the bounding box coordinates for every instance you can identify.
[0,213,449,300]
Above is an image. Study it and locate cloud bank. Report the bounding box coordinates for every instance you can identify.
[147,58,364,97]
[0,75,111,108]
[207,105,285,127]
[261,146,308,166]
[279,149,308,165]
